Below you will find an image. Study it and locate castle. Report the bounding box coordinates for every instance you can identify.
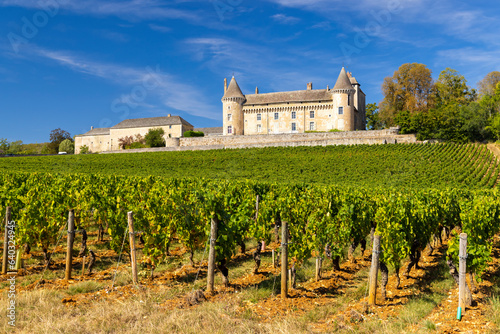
[74,67,367,154]
[222,67,366,136]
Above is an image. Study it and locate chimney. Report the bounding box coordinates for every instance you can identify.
[307,82,313,90]
[327,85,329,90]
[224,78,228,94]
[91,126,94,130]
[255,86,259,94]
[167,114,171,117]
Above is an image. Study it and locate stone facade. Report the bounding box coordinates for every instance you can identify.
[222,67,366,136]
[75,115,193,154]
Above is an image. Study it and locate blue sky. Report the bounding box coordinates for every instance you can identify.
[1,0,499,143]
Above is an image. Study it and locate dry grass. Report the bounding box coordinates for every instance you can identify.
[0,289,312,334]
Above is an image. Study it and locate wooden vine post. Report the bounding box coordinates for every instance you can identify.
[281,221,288,299]
[207,217,218,294]
[127,211,138,285]
[458,233,467,319]
[2,206,12,274]
[65,210,75,280]
[368,234,381,305]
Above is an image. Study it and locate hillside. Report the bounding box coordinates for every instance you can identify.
[0,143,498,189]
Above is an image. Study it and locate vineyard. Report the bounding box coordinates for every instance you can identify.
[1,143,500,333]
[0,143,499,188]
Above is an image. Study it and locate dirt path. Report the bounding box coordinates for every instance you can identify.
[412,234,500,333]
[487,143,500,161]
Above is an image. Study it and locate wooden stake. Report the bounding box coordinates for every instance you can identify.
[207,217,218,293]
[458,233,467,316]
[281,221,288,299]
[81,256,86,278]
[368,234,381,305]
[127,211,138,285]
[272,249,275,268]
[65,210,75,280]
[2,206,12,274]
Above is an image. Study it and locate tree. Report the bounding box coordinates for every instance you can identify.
[379,63,434,126]
[434,68,476,107]
[59,139,74,154]
[145,128,165,147]
[48,128,72,154]
[478,71,500,96]
[365,103,383,130]
[80,145,90,154]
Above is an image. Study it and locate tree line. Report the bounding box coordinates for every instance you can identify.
[367,64,500,142]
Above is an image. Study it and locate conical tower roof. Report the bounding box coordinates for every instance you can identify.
[332,67,355,92]
[223,77,245,99]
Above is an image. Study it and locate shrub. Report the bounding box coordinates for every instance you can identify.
[184,131,204,137]
[59,139,74,154]
[145,128,166,147]
[80,145,89,154]
[128,142,147,149]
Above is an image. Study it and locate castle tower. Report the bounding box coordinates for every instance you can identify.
[332,67,356,131]
[222,77,245,135]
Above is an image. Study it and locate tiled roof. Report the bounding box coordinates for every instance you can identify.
[78,128,111,137]
[112,116,193,129]
[193,127,223,135]
[244,89,332,105]
[333,67,355,92]
[223,77,245,99]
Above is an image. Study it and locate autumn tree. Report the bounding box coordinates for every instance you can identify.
[48,128,72,154]
[478,71,500,96]
[379,63,434,126]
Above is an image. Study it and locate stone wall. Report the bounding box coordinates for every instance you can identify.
[101,129,417,154]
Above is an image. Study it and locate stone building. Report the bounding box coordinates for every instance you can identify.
[75,114,193,154]
[222,67,366,136]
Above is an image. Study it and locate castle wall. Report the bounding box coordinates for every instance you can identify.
[102,129,417,154]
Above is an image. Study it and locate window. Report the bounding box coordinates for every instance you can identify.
[291,123,296,131]
[338,106,344,115]
[227,105,231,110]
[309,122,315,131]
[227,113,232,121]
[227,126,232,134]
[257,124,262,133]
[169,125,172,129]
[291,111,296,119]
[310,110,315,118]
[274,112,279,120]
[347,94,350,106]
[257,113,261,121]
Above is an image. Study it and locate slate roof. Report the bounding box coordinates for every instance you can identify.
[333,67,355,92]
[223,77,245,99]
[245,89,332,105]
[193,127,223,135]
[112,116,193,129]
[77,128,111,137]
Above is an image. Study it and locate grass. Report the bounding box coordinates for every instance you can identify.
[67,281,104,295]
[486,295,500,330]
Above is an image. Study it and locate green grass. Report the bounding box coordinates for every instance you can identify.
[67,281,104,295]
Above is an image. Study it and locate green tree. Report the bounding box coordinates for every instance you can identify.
[0,138,8,154]
[48,128,72,154]
[379,63,434,126]
[79,145,90,154]
[478,71,500,96]
[434,68,476,107]
[365,103,383,130]
[145,128,165,147]
[59,139,74,154]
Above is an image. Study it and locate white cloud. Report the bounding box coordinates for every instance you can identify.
[149,24,172,33]
[271,13,301,25]
[28,46,220,120]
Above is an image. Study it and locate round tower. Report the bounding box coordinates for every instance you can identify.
[331,67,355,131]
[222,77,245,135]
